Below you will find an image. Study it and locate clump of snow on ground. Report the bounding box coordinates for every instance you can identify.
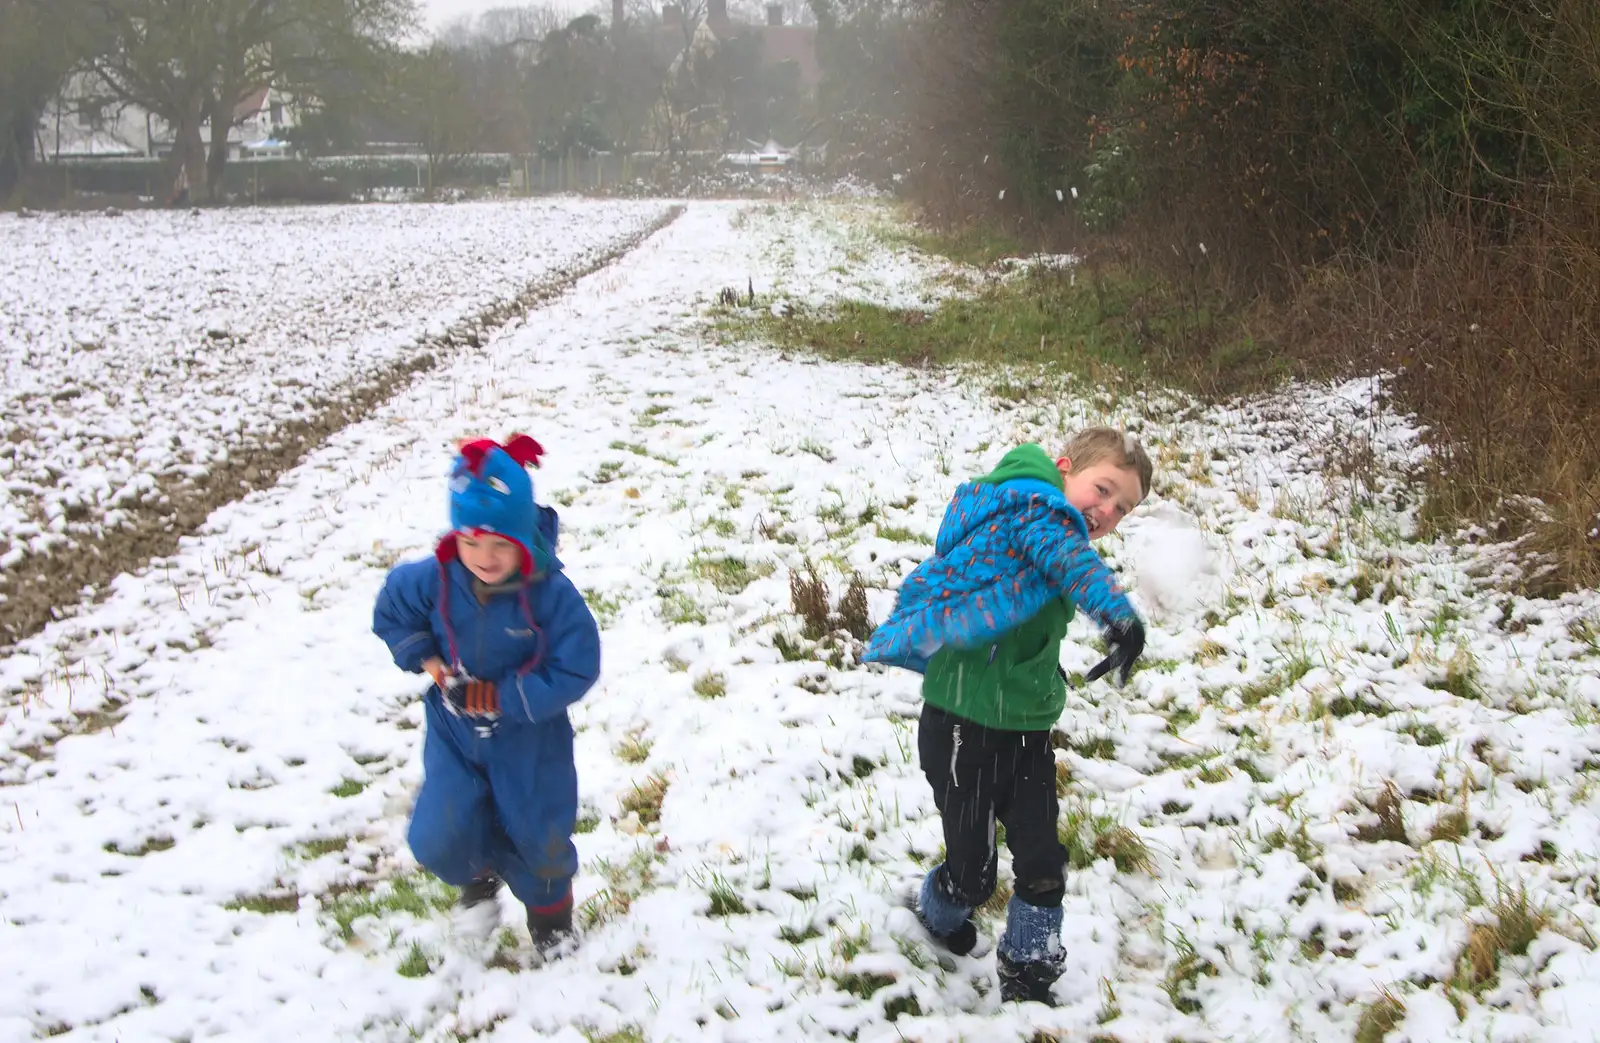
[1,200,1597,1043]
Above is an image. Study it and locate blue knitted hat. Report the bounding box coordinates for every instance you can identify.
[442,435,547,576]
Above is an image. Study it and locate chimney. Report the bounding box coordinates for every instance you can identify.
[766,3,783,25]
[663,3,681,30]
[612,0,625,35]
[708,0,729,34]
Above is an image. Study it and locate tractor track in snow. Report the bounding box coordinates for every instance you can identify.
[0,205,684,653]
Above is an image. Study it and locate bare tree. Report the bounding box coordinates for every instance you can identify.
[1,0,85,194]
[84,0,416,202]
[392,42,485,191]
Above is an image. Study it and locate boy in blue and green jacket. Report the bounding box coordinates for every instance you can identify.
[863,428,1152,1005]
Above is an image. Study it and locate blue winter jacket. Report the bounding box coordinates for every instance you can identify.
[861,471,1137,674]
[372,508,600,725]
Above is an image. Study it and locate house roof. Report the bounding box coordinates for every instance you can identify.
[758,26,820,88]
[233,86,271,124]
[648,16,820,89]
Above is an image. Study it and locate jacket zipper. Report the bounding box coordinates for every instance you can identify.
[949,724,962,787]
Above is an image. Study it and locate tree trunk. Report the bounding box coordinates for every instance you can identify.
[207,94,233,203]
[169,89,207,208]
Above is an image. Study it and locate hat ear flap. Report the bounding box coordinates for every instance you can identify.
[501,434,545,469]
[457,438,500,475]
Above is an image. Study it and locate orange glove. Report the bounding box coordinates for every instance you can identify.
[451,679,500,717]
[422,657,453,691]
[424,658,498,718]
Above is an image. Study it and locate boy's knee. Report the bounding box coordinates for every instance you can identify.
[407,801,474,875]
[1014,873,1066,908]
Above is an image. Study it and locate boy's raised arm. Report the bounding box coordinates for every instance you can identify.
[1015,505,1138,627]
[493,577,602,725]
[373,562,443,673]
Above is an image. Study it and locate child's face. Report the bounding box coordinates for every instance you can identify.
[456,531,523,584]
[1056,458,1143,540]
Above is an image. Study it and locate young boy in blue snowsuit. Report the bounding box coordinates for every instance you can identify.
[863,428,1152,1005]
[373,435,601,954]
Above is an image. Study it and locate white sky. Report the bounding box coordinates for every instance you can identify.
[416,0,598,33]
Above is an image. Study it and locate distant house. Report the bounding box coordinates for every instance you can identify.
[35,76,299,162]
[640,0,821,92]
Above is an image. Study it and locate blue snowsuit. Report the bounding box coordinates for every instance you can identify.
[372,505,600,908]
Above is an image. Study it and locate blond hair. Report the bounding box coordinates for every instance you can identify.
[1060,427,1153,501]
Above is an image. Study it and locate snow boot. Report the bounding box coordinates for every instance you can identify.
[997,895,1065,1005]
[527,896,575,959]
[915,868,980,957]
[997,951,1064,1005]
[451,874,503,942]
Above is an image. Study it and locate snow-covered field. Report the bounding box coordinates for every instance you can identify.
[0,199,667,600]
[2,200,1598,1043]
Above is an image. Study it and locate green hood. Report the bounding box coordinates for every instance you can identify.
[975,443,1063,490]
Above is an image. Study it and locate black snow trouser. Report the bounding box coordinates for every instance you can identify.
[918,702,1068,910]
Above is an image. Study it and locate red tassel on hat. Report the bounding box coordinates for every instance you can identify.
[457,434,545,475]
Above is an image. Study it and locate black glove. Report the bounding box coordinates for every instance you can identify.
[1085,617,1145,686]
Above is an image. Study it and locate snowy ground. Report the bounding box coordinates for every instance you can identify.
[0,199,666,587]
[2,201,1599,1043]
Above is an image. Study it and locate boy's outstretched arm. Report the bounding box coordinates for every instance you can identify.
[1015,508,1138,627]
[492,576,602,725]
[373,561,443,673]
[1017,507,1146,684]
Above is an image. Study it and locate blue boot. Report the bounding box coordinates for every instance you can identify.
[916,867,979,956]
[997,896,1064,1004]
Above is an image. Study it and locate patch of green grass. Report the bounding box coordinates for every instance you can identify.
[609,440,648,456]
[587,592,626,627]
[706,875,748,916]
[1071,736,1118,759]
[616,734,652,764]
[781,923,823,944]
[330,778,366,798]
[104,835,176,857]
[693,672,727,699]
[581,1028,646,1043]
[396,941,435,978]
[576,808,601,834]
[225,892,299,914]
[1165,705,1200,734]
[1400,720,1447,747]
[594,460,626,484]
[297,836,349,859]
[834,971,897,1000]
[1060,806,1155,874]
[876,524,929,544]
[1330,691,1391,718]
[718,268,1141,375]
[887,221,1026,267]
[324,872,457,942]
[1240,658,1312,707]
[1430,809,1470,843]
[1427,648,1484,702]
[657,586,706,625]
[1262,822,1322,865]
[621,773,670,826]
[1162,935,1218,1015]
[1354,991,1406,1043]
[693,555,773,594]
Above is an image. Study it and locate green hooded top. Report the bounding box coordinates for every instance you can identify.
[919,444,1076,731]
